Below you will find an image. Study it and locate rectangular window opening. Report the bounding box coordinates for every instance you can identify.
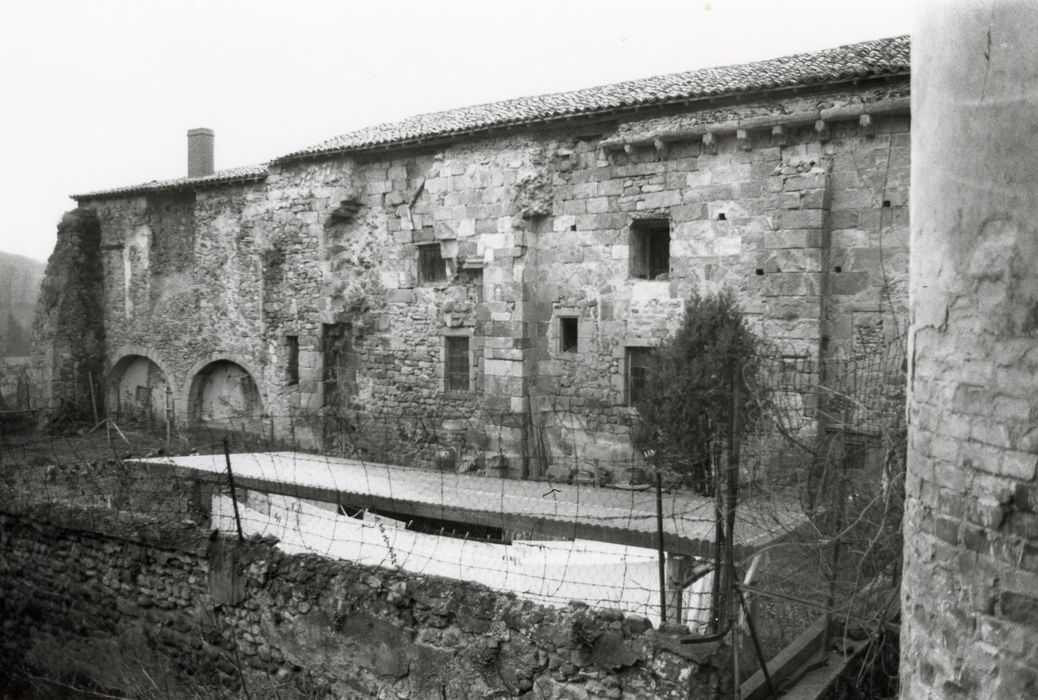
[560,317,579,353]
[285,335,299,386]
[418,244,446,284]
[322,324,356,407]
[445,336,470,392]
[629,219,671,280]
[626,347,652,406]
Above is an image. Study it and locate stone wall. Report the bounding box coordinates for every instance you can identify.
[902,5,1038,699]
[0,501,727,699]
[30,209,106,423]
[63,77,910,478]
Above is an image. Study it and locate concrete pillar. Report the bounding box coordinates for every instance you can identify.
[903,2,1038,698]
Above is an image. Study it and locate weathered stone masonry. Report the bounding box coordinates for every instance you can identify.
[0,495,727,698]
[901,6,1038,699]
[37,37,911,479]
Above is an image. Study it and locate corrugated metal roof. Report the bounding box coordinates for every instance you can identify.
[280,35,909,160]
[72,164,269,201]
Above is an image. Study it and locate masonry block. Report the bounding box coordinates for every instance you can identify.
[779,209,825,229]
[765,229,823,249]
[764,272,821,297]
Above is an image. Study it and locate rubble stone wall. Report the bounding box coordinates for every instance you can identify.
[30,209,106,422]
[0,502,726,699]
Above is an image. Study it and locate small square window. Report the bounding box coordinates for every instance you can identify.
[626,347,652,406]
[418,244,446,284]
[629,219,670,280]
[559,317,578,353]
[285,335,299,385]
[445,336,470,392]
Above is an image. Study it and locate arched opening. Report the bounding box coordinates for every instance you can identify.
[189,360,262,430]
[108,355,170,425]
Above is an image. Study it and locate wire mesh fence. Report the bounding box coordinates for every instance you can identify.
[1,329,906,689]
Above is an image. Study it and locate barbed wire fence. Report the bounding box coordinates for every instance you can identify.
[1,326,906,697]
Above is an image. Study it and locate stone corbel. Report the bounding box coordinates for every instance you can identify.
[653,137,668,160]
[814,119,831,142]
[736,129,752,151]
[858,113,875,138]
[701,132,718,155]
[771,125,788,146]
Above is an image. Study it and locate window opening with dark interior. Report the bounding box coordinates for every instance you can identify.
[418,244,446,284]
[445,336,470,392]
[285,335,299,385]
[560,317,578,353]
[629,219,670,280]
[626,347,652,405]
[322,324,355,407]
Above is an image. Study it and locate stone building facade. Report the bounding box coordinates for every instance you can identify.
[38,36,910,479]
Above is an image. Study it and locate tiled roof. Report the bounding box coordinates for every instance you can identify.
[72,35,908,199]
[280,35,909,161]
[72,164,269,201]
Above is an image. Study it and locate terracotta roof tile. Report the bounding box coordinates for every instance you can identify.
[73,35,908,198]
[281,35,908,160]
[72,164,268,201]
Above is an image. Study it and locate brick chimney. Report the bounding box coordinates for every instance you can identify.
[187,128,214,177]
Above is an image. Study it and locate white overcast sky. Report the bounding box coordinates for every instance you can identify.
[0,0,911,263]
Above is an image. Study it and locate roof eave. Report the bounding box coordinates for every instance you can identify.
[273,70,910,165]
[71,172,269,202]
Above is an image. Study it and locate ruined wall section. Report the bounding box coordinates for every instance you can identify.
[30,209,105,421]
[86,182,271,426]
[257,138,550,465]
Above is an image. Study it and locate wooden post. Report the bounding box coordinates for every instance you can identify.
[656,470,667,624]
[222,437,245,542]
[165,386,173,450]
[710,445,724,633]
[666,553,693,624]
[87,371,100,424]
[728,372,742,697]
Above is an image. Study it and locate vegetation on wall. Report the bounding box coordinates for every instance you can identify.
[631,289,761,495]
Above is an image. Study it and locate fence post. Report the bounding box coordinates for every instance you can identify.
[222,437,245,542]
[727,372,742,698]
[87,371,99,424]
[165,386,173,451]
[656,470,667,624]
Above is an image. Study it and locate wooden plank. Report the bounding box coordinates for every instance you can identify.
[777,642,870,700]
[741,615,826,700]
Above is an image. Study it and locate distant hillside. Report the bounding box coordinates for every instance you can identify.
[0,251,46,357]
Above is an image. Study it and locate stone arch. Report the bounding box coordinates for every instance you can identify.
[107,347,175,425]
[186,356,263,430]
